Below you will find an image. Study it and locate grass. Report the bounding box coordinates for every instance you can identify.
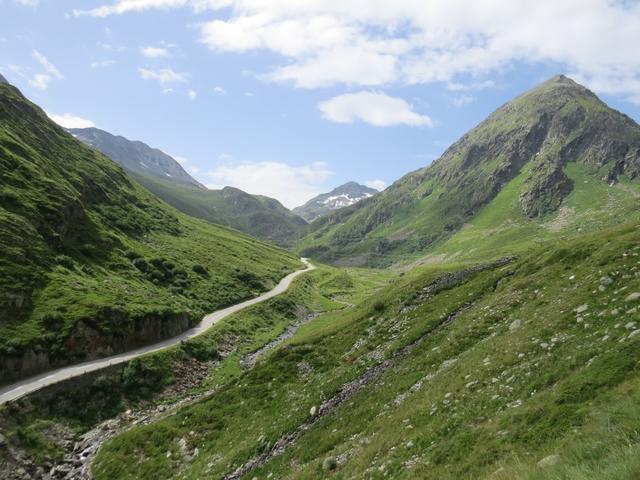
[296,76,640,267]
[90,217,640,479]
[0,82,301,378]
[131,173,307,247]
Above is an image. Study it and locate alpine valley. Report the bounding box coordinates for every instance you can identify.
[0,72,639,480]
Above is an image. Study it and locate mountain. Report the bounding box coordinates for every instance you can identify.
[90,217,640,480]
[127,175,308,247]
[69,127,205,189]
[71,127,307,246]
[298,76,640,266]
[0,74,7,85]
[0,81,301,385]
[293,181,379,222]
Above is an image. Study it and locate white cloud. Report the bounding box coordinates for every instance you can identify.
[138,67,186,85]
[14,0,39,5]
[78,0,640,102]
[47,112,95,129]
[73,0,189,17]
[141,46,169,58]
[244,91,254,97]
[189,166,201,174]
[90,60,116,68]
[319,91,433,127]
[213,85,226,94]
[364,179,386,191]
[28,74,51,90]
[451,94,475,107]
[187,89,197,100]
[32,50,63,79]
[162,87,174,94]
[206,160,334,208]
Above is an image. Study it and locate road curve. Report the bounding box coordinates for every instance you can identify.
[0,258,315,405]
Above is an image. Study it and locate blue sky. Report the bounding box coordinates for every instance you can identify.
[2,0,640,208]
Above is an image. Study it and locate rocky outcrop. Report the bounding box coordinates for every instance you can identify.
[0,311,195,385]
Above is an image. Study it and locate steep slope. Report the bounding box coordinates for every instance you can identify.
[298,76,640,266]
[0,81,301,384]
[69,127,205,189]
[71,127,307,246]
[293,181,378,222]
[128,175,308,247]
[92,217,640,480]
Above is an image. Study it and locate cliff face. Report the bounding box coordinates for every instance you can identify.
[0,311,195,384]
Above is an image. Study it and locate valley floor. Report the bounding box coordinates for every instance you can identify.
[2,220,640,480]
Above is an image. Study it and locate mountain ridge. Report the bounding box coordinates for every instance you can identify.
[69,127,205,189]
[293,181,378,222]
[297,75,640,266]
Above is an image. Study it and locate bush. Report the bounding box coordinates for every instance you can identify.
[322,457,337,471]
[373,300,386,312]
[192,264,208,275]
[132,257,149,272]
[54,255,75,270]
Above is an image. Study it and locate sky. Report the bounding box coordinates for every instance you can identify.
[2,0,640,208]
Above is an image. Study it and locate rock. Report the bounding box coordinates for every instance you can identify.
[629,329,640,338]
[509,319,522,332]
[625,292,640,302]
[600,276,613,286]
[537,454,560,467]
[575,304,588,313]
[0,433,6,446]
[310,406,317,416]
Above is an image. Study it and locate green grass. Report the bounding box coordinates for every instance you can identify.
[131,174,307,247]
[0,82,301,379]
[297,76,640,267]
[92,217,640,479]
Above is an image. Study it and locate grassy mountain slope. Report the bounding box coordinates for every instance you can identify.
[69,127,205,189]
[0,82,301,384]
[298,76,640,267]
[92,216,640,480]
[130,174,308,247]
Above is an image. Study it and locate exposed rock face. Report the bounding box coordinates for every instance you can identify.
[300,75,640,264]
[69,127,205,189]
[0,311,195,385]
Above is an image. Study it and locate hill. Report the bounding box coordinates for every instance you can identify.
[0,81,301,385]
[293,181,378,222]
[71,127,307,246]
[69,127,204,189]
[298,76,640,266]
[128,175,307,247]
[86,216,640,480]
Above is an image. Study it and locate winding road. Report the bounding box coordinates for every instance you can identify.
[0,258,315,405]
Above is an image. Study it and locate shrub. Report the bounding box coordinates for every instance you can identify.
[192,264,208,275]
[322,457,337,471]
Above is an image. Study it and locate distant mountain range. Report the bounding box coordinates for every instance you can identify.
[71,126,307,246]
[70,127,205,189]
[293,181,379,222]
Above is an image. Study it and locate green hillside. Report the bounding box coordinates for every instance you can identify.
[0,82,301,384]
[91,216,640,480]
[298,76,640,267]
[131,174,307,247]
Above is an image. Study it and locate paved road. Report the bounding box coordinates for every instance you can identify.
[0,259,315,405]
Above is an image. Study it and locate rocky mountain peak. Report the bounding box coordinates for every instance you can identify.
[293,182,379,222]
